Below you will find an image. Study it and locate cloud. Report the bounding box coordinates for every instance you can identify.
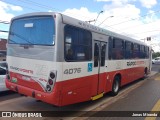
[0,1,23,22]
[10,5,23,11]
[96,0,136,5]
[0,32,8,39]
[0,1,23,39]
[0,1,23,11]
[48,10,53,12]
[96,0,158,9]
[96,0,134,3]
[62,4,160,52]
[103,4,140,18]
[139,0,157,8]
[63,7,97,21]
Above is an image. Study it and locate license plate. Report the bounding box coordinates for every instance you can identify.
[22,76,31,81]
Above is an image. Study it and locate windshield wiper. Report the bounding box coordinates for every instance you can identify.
[9,31,32,44]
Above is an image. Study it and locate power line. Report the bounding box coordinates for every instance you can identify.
[14,0,95,20]
[0,30,9,33]
[0,20,10,24]
[98,15,114,26]
[132,29,160,35]
[120,19,160,31]
[107,9,160,27]
[3,0,41,12]
[16,0,56,11]
[17,0,160,30]
[2,0,160,39]
[101,13,160,37]
[3,0,160,29]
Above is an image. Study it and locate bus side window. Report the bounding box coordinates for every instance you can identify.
[112,38,124,60]
[125,41,133,59]
[64,25,92,62]
[133,43,140,59]
[65,35,74,61]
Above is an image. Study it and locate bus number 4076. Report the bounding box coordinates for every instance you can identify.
[64,68,81,74]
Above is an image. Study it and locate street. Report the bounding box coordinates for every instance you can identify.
[0,64,160,120]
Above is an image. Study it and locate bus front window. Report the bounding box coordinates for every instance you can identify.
[9,16,55,46]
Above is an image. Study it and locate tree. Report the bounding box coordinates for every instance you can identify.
[152,52,160,59]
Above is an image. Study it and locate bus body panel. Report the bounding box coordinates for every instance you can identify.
[7,56,63,92]
[6,64,147,106]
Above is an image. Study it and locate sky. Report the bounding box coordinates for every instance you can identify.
[0,0,160,52]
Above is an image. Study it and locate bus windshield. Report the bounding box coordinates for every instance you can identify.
[9,16,55,45]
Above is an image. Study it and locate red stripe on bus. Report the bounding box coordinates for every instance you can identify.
[6,66,146,106]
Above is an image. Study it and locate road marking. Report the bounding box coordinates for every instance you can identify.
[145,99,160,120]
[155,76,160,80]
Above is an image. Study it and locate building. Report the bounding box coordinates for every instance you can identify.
[0,38,7,61]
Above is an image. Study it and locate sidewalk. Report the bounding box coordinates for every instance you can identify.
[148,71,158,77]
[74,71,160,120]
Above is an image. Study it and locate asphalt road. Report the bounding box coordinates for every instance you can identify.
[0,91,20,102]
[84,64,160,120]
[152,64,160,72]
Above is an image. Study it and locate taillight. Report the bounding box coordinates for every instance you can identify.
[48,79,53,85]
[46,85,51,91]
[50,72,55,79]
[46,70,57,92]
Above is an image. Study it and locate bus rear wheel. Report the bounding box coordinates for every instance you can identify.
[144,67,148,78]
[110,76,120,96]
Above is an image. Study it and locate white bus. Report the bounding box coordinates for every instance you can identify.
[6,12,152,106]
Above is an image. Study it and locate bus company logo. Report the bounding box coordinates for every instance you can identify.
[10,66,33,74]
[127,61,136,66]
[127,61,145,66]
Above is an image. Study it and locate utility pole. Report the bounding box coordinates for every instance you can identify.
[94,10,103,25]
[98,15,114,26]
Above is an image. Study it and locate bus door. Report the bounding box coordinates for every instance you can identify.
[94,41,107,95]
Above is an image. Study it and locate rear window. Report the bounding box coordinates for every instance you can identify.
[9,16,55,45]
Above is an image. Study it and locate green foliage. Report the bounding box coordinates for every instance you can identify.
[152,52,160,59]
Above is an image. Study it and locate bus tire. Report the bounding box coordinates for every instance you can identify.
[143,67,148,78]
[110,76,120,96]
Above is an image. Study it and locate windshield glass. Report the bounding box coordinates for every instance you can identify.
[9,16,55,45]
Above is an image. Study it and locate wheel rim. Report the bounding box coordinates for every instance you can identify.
[113,80,119,92]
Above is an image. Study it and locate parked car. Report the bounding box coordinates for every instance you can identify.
[152,57,160,64]
[0,61,8,91]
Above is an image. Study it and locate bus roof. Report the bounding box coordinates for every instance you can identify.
[11,12,149,46]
